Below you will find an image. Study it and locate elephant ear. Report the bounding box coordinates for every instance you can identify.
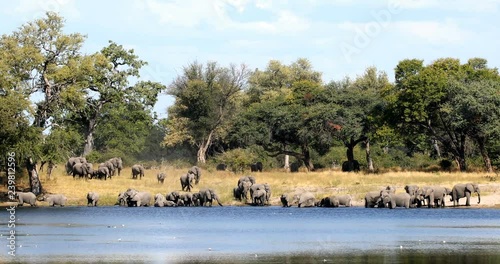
[466,184,474,193]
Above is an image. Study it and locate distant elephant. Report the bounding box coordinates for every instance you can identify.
[249,183,271,205]
[297,192,316,208]
[318,196,339,207]
[335,195,352,207]
[192,193,201,206]
[166,191,180,204]
[65,157,87,175]
[233,187,242,200]
[95,165,110,180]
[188,166,201,184]
[16,191,37,206]
[451,183,480,206]
[236,176,255,202]
[124,189,151,207]
[378,191,411,209]
[250,162,263,172]
[198,188,223,207]
[290,162,300,172]
[87,192,99,206]
[252,189,266,206]
[424,186,451,208]
[131,164,145,179]
[365,191,382,208]
[180,192,194,206]
[341,160,360,172]
[405,185,422,207]
[43,194,67,207]
[280,193,297,207]
[117,192,127,206]
[216,164,227,171]
[98,161,115,179]
[108,157,123,176]
[157,172,166,184]
[164,201,177,207]
[72,162,92,179]
[180,173,195,192]
[154,193,166,207]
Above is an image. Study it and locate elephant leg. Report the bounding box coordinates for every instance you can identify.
[466,192,471,206]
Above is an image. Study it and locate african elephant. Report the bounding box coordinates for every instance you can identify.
[318,196,339,207]
[198,188,223,206]
[124,189,151,207]
[16,191,37,206]
[252,189,267,206]
[166,191,180,204]
[157,172,166,184]
[297,192,316,208]
[117,192,127,206]
[236,176,255,202]
[188,166,201,184]
[180,192,194,206]
[108,157,123,176]
[65,157,87,175]
[280,193,297,207]
[131,164,145,179]
[43,194,67,207]
[233,187,242,200]
[249,183,271,205]
[335,195,352,207]
[451,183,480,206]
[95,165,110,180]
[405,185,422,207]
[180,173,195,192]
[154,193,167,207]
[250,162,263,172]
[290,162,300,172]
[192,193,201,206]
[87,192,99,206]
[365,191,383,208]
[72,162,92,179]
[378,191,411,209]
[424,186,452,208]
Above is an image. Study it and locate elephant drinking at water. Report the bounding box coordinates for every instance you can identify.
[451,183,480,206]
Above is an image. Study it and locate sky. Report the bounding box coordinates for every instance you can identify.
[1,0,499,119]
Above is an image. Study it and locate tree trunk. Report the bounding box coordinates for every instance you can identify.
[26,158,42,196]
[365,138,374,172]
[197,130,215,164]
[476,137,493,173]
[83,131,94,156]
[284,155,290,172]
[301,146,314,172]
[432,139,441,158]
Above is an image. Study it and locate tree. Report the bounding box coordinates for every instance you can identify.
[164,61,249,164]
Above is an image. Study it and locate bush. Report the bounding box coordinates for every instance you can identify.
[215,148,257,173]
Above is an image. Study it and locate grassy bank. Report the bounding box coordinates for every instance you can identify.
[4,165,498,207]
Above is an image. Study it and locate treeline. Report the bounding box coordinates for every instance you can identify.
[1,13,499,173]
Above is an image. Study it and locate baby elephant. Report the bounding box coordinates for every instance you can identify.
[87,192,99,206]
[16,191,37,206]
[43,194,67,207]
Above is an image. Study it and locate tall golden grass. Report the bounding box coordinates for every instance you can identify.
[7,165,495,206]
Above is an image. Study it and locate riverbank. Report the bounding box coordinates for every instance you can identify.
[1,166,498,207]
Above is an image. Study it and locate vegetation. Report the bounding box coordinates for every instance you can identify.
[1,13,499,194]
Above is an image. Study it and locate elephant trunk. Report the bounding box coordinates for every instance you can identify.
[477,191,481,204]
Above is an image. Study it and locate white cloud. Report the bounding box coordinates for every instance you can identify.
[393,19,469,44]
[395,0,500,13]
[13,0,79,18]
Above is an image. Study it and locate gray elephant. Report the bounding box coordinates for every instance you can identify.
[165,201,177,207]
[198,188,223,207]
[297,192,316,208]
[451,183,480,206]
[335,195,352,207]
[43,194,67,207]
[236,176,255,202]
[365,191,382,208]
[233,187,242,200]
[131,164,145,179]
[154,193,167,207]
[16,191,37,206]
[188,166,201,184]
[66,157,87,175]
[95,165,110,180]
[252,189,267,206]
[318,196,339,207]
[180,173,195,192]
[341,160,360,172]
[72,162,92,179]
[157,172,166,184]
[108,157,123,176]
[404,185,423,207]
[378,191,411,209]
[166,191,180,203]
[117,192,127,206]
[124,189,151,207]
[87,192,99,206]
[424,186,451,208]
[180,192,194,206]
[280,193,297,207]
[192,193,201,206]
[250,162,263,172]
[216,163,227,171]
[250,183,271,205]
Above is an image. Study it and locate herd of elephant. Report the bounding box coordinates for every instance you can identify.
[65,157,124,180]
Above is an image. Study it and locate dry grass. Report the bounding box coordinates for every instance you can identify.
[4,165,497,206]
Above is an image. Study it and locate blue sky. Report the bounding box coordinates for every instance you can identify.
[2,0,499,119]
